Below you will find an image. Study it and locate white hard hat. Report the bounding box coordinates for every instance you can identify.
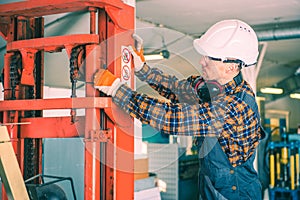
[193,19,259,66]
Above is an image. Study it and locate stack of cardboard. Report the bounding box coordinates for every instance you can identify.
[134,157,149,180]
[134,157,161,200]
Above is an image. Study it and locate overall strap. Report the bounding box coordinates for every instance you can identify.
[233,73,265,138]
[235,91,260,120]
[235,91,265,139]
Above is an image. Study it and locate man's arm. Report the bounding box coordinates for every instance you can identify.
[128,45,200,104]
[113,83,227,136]
[135,64,201,104]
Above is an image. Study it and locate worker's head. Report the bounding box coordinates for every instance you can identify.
[193,19,259,84]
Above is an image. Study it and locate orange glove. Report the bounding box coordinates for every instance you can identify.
[94,69,122,96]
[128,46,145,72]
[130,33,146,71]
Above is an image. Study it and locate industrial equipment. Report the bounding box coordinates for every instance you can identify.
[25,174,76,200]
[0,0,135,199]
[267,128,300,200]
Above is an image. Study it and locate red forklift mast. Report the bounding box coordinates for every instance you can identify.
[0,0,135,199]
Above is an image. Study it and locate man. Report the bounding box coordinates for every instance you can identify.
[94,19,265,200]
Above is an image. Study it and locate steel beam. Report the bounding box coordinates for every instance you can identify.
[20,116,85,138]
[0,97,112,111]
[0,0,122,16]
[6,34,99,53]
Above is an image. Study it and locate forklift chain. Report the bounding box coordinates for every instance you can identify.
[9,53,22,99]
[69,45,85,123]
[69,45,85,83]
[24,139,41,183]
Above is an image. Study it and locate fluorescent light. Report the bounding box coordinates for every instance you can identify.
[260,87,283,94]
[144,50,170,61]
[290,93,300,99]
[144,54,164,61]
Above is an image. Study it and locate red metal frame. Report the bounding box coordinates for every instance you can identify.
[6,34,100,52]
[0,1,135,199]
[0,97,112,111]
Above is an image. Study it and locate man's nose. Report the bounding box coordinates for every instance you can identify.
[199,56,207,67]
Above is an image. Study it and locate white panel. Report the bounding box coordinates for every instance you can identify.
[134,187,161,200]
[122,0,135,7]
[148,143,179,200]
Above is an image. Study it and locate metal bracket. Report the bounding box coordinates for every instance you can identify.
[87,129,112,142]
[0,17,10,40]
[19,48,38,86]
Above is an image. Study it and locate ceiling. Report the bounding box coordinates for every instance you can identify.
[134,0,300,100]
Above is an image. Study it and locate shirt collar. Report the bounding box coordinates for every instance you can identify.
[224,72,244,94]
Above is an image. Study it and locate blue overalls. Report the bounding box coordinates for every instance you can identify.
[196,89,264,200]
[197,137,262,200]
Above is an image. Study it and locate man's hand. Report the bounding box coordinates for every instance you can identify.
[129,33,146,72]
[94,69,122,96]
[128,46,145,72]
[133,33,143,52]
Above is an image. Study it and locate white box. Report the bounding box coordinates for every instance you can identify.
[134,187,161,200]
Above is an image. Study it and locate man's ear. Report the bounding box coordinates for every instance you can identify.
[225,63,238,73]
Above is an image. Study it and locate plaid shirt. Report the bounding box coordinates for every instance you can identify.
[113,64,263,167]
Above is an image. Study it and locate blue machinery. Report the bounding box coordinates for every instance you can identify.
[268,131,300,200]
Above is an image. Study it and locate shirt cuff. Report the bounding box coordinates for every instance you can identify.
[135,63,151,81]
[112,84,133,110]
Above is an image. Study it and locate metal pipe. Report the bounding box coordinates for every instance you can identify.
[257,27,300,41]
[89,7,97,34]
[255,21,300,41]
[255,42,268,79]
[269,142,275,188]
[290,142,296,190]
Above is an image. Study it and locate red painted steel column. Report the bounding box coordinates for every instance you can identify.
[84,43,101,200]
[105,4,135,200]
[0,1,135,199]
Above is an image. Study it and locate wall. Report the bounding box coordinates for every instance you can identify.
[265,95,300,131]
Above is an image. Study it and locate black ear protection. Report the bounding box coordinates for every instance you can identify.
[194,79,223,103]
[192,72,243,103]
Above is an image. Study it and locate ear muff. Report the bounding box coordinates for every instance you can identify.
[194,79,223,102]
